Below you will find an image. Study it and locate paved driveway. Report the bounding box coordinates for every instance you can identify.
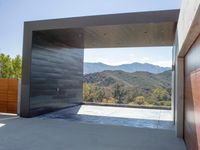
[0,116,186,150]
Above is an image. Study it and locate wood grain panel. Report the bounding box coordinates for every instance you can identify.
[0,78,8,90]
[0,78,18,114]
[185,35,200,150]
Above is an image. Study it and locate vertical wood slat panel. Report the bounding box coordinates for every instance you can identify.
[184,35,200,150]
[0,78,18,113]
[0,78,8,112]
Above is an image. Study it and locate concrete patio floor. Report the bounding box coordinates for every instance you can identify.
[40,105,174,130]
[0,114,186,150]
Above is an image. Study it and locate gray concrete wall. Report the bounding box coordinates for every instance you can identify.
[175,0,200,140]
[173,33,184,138]
[177,0,200,56]
[175,57,184,138]
[28,32,83,116]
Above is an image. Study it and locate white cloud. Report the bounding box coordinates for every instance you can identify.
[141,57,150,61]
[151,61,172,67]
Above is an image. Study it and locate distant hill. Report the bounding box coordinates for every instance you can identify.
[83,70,172,106]
[84,70,172,91]
[84,62,171,74]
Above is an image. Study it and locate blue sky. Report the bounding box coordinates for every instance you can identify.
[84,47,172,67]
[0,0,181,67]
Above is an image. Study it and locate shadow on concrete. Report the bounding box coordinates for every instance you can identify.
[38,105,174,130]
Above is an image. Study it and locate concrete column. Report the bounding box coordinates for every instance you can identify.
[171,46,176,124]
[175,57,184,138]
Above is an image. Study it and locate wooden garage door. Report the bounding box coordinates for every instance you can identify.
[184,35,200,150]
[0,78,18,114]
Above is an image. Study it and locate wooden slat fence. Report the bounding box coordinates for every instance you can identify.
[0,78,18,114]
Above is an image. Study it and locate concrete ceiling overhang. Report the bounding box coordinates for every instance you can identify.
[29,9,180,48]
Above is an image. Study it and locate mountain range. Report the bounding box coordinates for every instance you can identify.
[84,62,171,74]
[84,70,172,91]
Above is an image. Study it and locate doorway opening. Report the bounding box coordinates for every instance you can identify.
[83,47,172,109]
[40,46,174,130]
[78,47,173,129]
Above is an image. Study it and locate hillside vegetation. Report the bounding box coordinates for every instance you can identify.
[83,70,172,107]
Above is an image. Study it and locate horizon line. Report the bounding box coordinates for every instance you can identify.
[84,61,172,68]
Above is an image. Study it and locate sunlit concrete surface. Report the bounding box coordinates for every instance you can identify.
[39,105,174,130]
[0,123,5,128]
[0,116,186,150]
[0,113,19,121]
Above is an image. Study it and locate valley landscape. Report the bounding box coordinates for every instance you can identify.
[83,62,172,107]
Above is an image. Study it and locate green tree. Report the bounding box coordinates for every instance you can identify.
[134,96,145,105]
[94,86,105,103]
[0,53,22,78]
[83,83,106,103]
[113,83,127,104]
[83,83,96,102]
[0,53,13,78]
[152,88,170,101]
[12,55,22,79]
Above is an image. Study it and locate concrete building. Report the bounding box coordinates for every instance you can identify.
[17,0,200,149]
[20,9,179,116]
